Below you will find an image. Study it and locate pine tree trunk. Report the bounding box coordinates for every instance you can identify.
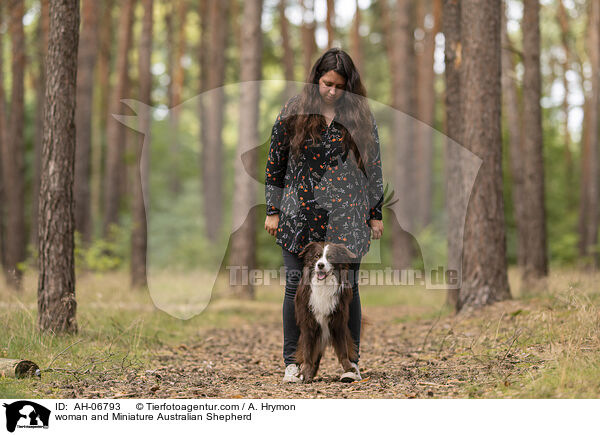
[202,0,228,243]
[579,0,600,266]
[520,0,548,282]
[326,0,335,48]
[38,0,79,334]
[414,0,438,229]
[388,0,415,270]
[279,0,296,100]
[102,0,135,238]
[501,0,526,269]
[2,0,26,289]
[92,0,114,239]
[350,0,363,76]
[457,0,511,311]
[131,0,153,289]
[167,0,187,196]
[229,0,263,299]
[0,1,6,271]
[443,0,463,308]
[74,0,98,245]
[301,0,317,80]
[31,0,50,252]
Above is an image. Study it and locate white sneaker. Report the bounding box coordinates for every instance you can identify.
[282,364,301,383]
[340,362,361,383]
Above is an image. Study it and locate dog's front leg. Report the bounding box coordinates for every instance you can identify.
[299,329,316,383]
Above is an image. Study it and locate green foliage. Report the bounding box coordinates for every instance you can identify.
[74,226,129,273]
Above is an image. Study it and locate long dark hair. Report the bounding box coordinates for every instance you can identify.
[283,48,374,175]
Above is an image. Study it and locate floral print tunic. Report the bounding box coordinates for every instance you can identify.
[265,95,384,258]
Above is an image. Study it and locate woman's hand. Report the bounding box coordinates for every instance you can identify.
[369,219,383,239]
[265,214,280,237]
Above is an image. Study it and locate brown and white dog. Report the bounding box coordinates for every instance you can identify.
[294,241,361,383]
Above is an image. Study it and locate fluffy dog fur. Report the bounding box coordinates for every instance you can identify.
[294,241,359,382]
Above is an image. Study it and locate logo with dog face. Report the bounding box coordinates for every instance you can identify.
[3,401,51,432]
[114,80,482,318]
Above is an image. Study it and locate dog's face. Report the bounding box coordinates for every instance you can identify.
[299,242,357,281]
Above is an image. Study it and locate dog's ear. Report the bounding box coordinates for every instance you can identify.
[336,244,357,260]
[344,246,358,259]
[298,242,315,259]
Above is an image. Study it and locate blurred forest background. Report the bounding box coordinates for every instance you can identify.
[0,0,598,323]
[2,0,600,400]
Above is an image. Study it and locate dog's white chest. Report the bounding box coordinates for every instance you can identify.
[309,274,340,346]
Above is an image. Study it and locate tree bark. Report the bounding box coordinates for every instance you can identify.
[202,0,228,243]
[131,0,153,290]
[103,0,135,238]
[326,0,335,48]
[198,0,208,219]
[520,0,548,281]
[387,0,415,270]
[501,0,526,268]
[457,0,511,311]
[38,0,79,334]
[167,0,187,196]
[279,0,296,100]
[92,0,114,239]
[229,0,263,299]
[414,0,439,229]
[578,0,600,266]
[74,0,98,245]
[350,0,363,76]
[0,1,6,271]
[31,0,50,252]
[443,0,462,308]
[2,0,26,289]
[301,0,317,80]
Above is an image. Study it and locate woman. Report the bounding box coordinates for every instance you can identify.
[264,48,384,383]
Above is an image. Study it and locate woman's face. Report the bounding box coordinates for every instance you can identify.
[318,70,346,105]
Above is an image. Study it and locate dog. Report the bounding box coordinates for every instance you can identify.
[294,241,362,383]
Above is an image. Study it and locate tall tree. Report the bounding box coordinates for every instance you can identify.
[103,0,135,238]
[198,0,209,208]
[501,1,526,269]
[167,0,187,196]
[414,0,440,228]
[579,0,600,265]
[131,0,153,289]
[31,0,50,251]
[74,0,99,245]
[350,0,363,76]
[301,0,317,80]
[0,1,6,271]
[382,0,416,270]
[230,0,263,299]
[92,0,114,236]
[326,0,335,48]
[38,0,80,334]
[443,0,463,307]
[279,0,296,100]
[201,0,228,242]
[520,0,548,282]
[2,0,26,289]
[457,0,511,311]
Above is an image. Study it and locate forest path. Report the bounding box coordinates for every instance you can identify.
[43,299,542,399]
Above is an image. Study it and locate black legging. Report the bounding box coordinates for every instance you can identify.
[281,246,362,366]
